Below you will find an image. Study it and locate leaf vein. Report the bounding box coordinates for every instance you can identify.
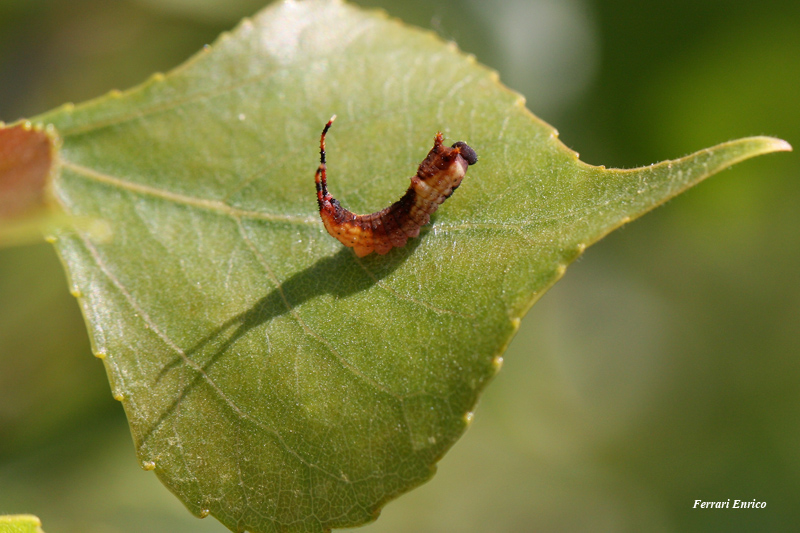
[235,217,399,397]
[79,234,343,481]
[352,255,475,319]
[60,158,317,225]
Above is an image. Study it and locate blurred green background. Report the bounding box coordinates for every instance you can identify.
[0,0,797,531]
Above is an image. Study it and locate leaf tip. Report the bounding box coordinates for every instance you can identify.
[736,136,792,157]
[770,138,793,153]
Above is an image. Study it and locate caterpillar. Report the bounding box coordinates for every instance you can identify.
[315,116,478,257]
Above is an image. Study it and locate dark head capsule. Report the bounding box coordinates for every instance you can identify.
[451,141,478,165]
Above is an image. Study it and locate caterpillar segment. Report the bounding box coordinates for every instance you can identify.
[314,116,478,257]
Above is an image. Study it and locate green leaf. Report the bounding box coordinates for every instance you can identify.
[0,515,44,533]
[16,0,789,531]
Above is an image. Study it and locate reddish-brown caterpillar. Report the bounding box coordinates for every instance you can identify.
[315,116,478,257]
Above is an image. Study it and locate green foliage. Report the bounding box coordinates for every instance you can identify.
[0,515,44,533]
[0,0,788,531]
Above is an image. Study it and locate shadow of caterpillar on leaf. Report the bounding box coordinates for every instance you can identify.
[143,241,419,444]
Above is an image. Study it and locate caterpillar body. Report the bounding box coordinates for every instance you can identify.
[314,116,478,257]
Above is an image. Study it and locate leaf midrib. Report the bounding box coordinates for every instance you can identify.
[59,158,318,224]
